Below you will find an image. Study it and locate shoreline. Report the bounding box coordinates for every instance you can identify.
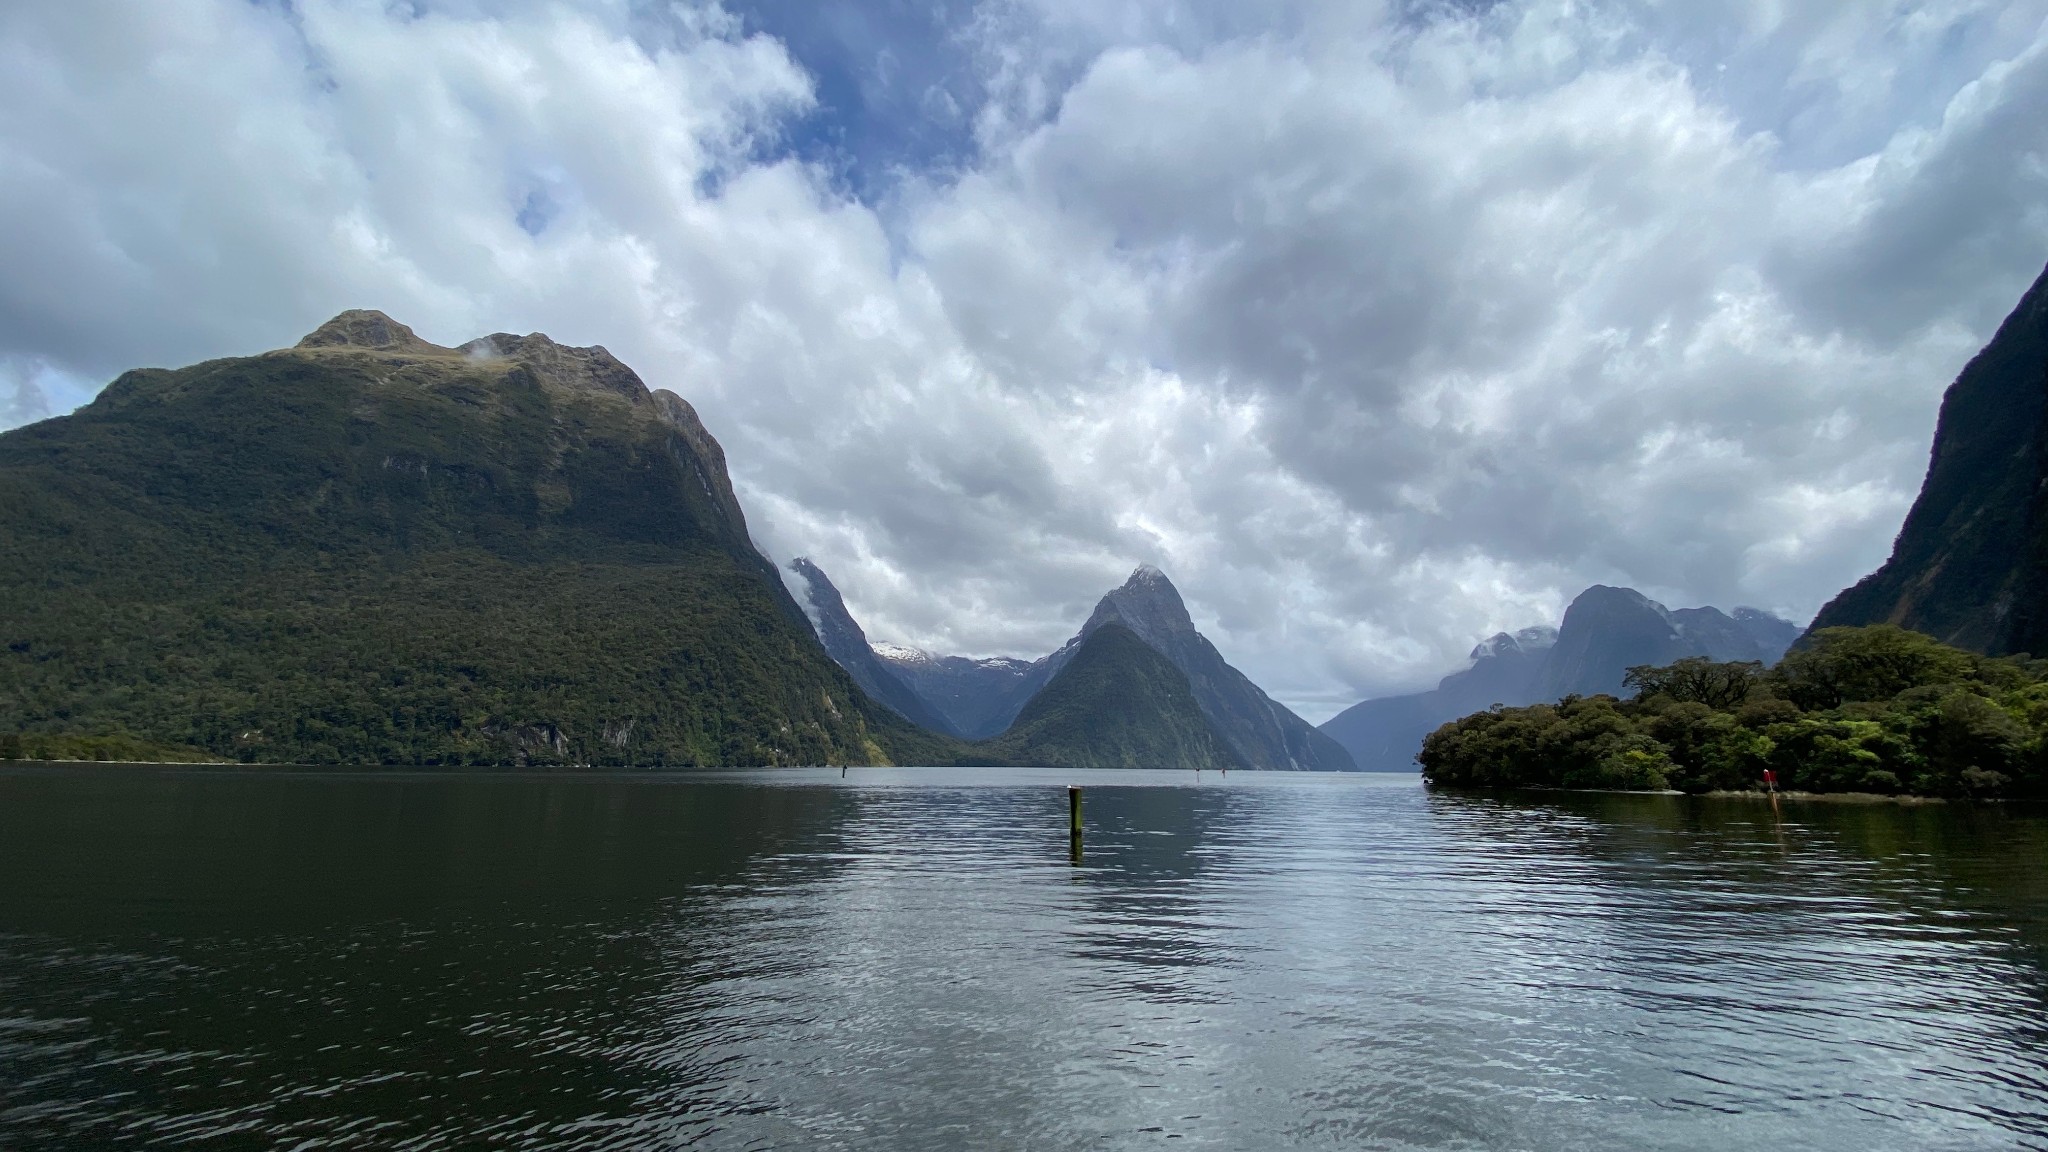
[1434,782,1964,804]
[1697,788,1952,805]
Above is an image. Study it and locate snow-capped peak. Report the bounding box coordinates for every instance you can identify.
[870,642,931,664]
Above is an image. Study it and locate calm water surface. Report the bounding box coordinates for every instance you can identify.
[1,767,2045,1150]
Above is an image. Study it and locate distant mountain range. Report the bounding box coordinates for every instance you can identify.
[794,562,1355,771]
[1326,258,2048,774]
[866,645,1040,740]
[1319,586,1800,772]
[1810,260,2048,653]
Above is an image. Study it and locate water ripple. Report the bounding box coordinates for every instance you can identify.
[0,768,2045,1149]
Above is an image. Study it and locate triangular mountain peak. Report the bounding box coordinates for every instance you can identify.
[984,622,1241,770]
[1082,564,1196,640]
[1064,564,1351,771]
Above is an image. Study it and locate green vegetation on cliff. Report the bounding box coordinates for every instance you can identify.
[1420,625,2048,798]
[0,311,966,767]
[981,623,1242,770]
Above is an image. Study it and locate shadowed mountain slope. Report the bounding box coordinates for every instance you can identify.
[0,311,961,767]
[1810,261,2048,653]
[869,646,1041,740]
[1320,627,1558,772]
[981,623,1241,771]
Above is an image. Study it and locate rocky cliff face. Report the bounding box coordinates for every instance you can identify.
[1542,587,1797,698]
[1809,261,2048,653]
[788,558,959,736]
[1319,587,1799,771]
[1542,586,1699,698]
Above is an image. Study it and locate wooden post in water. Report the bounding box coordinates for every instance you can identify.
[1068,786,1083,863]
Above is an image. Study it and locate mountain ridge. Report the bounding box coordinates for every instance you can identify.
[804,560,1351,769]
[787,558,960,736]
[1320,586,1799,771]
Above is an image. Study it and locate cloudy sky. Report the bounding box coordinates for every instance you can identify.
[4,0,2047,719]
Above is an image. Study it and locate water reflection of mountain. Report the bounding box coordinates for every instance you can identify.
[0,768,849,935]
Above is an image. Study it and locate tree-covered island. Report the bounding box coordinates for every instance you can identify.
[1419,624,2048,799]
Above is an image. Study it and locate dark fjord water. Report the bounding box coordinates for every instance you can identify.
[1,768,2045,1150]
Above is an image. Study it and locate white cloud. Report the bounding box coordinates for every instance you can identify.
[2,0,2046,721]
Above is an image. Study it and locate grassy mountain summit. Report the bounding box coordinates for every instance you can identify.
[983,623,1242,770]
[0,310,959,766]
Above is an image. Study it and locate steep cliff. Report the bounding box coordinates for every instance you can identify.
[1810,261,2048,652]
[787,558,959,735]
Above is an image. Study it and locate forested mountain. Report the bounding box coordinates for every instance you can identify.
[980,623,1241,771]
[1064,567,1354,771]
[0,311,961,766]
[1320,587,1799,770]
[855,565,1354,769]
[1810,260,2048,653]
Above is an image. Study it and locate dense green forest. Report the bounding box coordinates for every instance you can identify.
[1419,625,2048,798]
[0,312,969,768]
[0,312,1237,770]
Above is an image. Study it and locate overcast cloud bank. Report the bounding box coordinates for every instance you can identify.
[3,0,2046,718]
